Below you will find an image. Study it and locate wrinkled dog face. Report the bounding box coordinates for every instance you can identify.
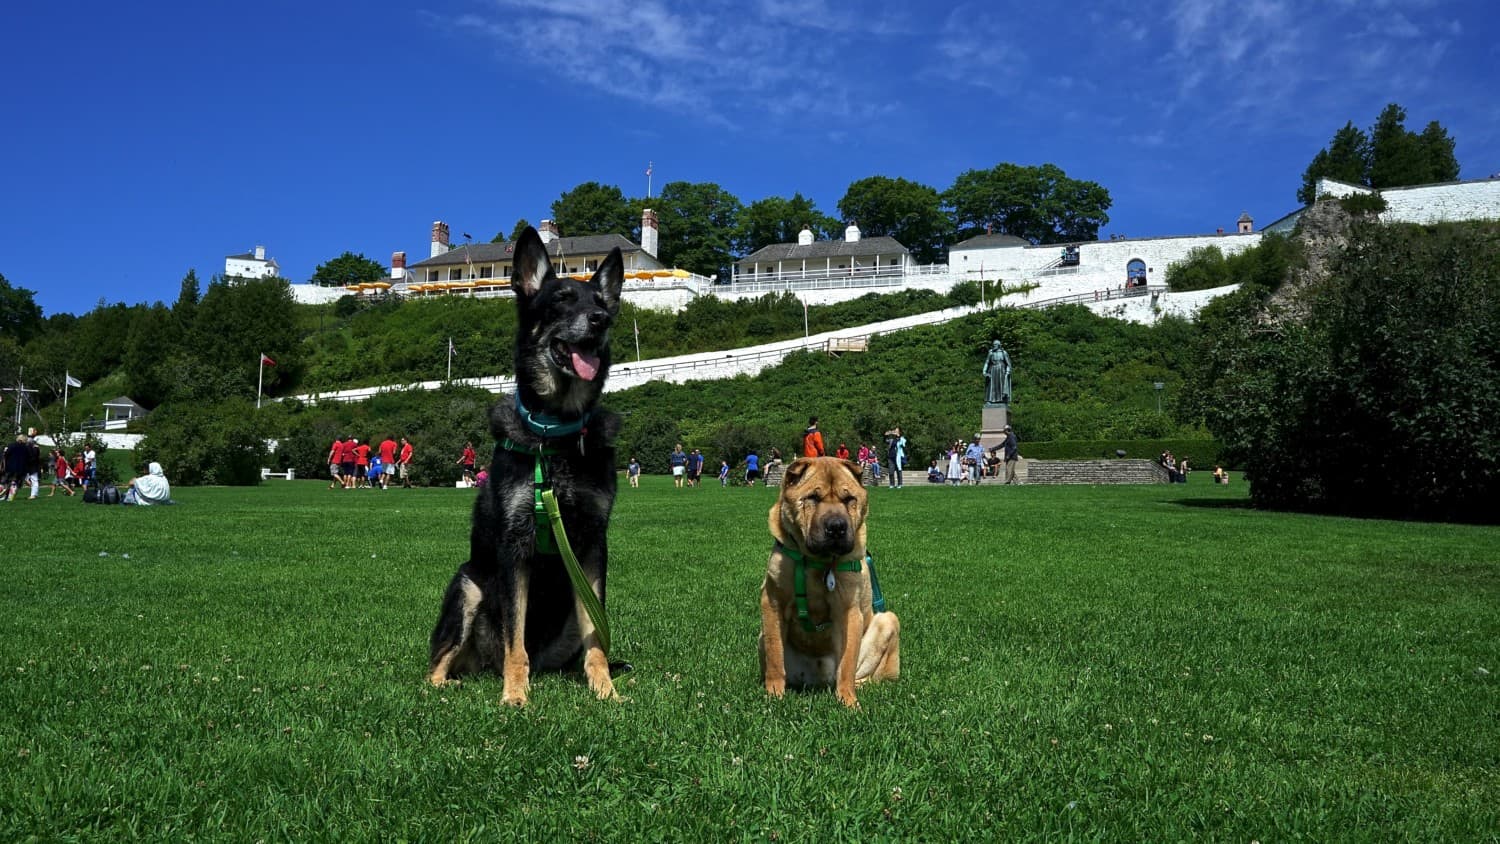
[511,227,624,412]
[778,458,868,557]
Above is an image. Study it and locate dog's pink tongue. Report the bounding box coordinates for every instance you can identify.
[570,347,600,381]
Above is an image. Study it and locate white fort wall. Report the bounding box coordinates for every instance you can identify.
[1316,177,1500,225]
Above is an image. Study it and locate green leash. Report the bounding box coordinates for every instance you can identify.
[500,438,611,656]
[777,541,885,633]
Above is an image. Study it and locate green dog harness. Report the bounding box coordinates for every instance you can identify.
[497,437,611,655]
[776,541,887,633]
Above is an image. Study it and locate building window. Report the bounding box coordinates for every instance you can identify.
[502,265,510,276]
[585,259,597,272]
[481,265,493,278]
[450,268,464,281]
[428,270,439,282]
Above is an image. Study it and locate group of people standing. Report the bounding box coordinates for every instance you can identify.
[3,431,99,501]
[327,435,413,490]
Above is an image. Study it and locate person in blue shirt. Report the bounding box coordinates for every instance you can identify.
[669,444,688,489]
[745,451,761,486]
[964,436,986,485]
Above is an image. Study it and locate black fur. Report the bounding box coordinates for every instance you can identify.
[428,226,624,696]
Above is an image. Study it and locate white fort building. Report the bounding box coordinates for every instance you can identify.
[282,175,1500,312]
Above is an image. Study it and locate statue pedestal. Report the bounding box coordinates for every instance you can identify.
[980,404,1009,451]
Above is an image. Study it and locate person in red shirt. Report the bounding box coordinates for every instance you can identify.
[377,436,397,490]
[835,442,850,460]
[398,437,414,488]
[802,417,825,458]
[456,442,477,485]
[327,436,344,490]
[337,437,357,489]
[353,438,372,488]
[49,449,75,497]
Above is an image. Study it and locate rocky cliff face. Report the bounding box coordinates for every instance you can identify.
[1260,199,1357,324]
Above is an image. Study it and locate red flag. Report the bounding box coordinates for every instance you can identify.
[261,353,276,367]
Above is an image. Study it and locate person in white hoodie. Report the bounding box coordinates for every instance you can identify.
[122,462,171,506]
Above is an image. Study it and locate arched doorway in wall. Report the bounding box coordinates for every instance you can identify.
[1126,258,1147,289]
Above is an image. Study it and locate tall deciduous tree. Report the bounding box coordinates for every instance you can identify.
[551,182,636,237]
[308,252,386,287]
[192,276,298,400]
[944,163,1112,245]
[737,193,840,254]
[0,273,44,345]
[838,176,952,264]
[653,181,743,276]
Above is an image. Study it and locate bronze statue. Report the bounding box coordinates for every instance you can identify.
[983,341,1011,406]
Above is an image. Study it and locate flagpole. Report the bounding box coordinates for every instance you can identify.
[447,337,453,382]
[63,373,70,433]
[633,320,640,362]
[257,355,264,409]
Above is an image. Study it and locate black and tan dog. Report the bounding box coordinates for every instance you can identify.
[428,226,623,705]
[760,457,900,708]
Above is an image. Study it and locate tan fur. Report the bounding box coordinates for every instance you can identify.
[759,457,900,708]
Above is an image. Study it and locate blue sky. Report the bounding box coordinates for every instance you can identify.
[4,0,1496,317]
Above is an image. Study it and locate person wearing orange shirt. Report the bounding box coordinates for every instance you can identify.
[802,417,825,458]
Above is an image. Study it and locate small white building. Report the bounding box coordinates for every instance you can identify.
[225,245,281,279]
[732,223,911,283]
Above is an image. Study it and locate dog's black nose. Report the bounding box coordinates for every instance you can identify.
[824,518,848,541]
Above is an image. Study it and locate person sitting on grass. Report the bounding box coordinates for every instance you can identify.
[122,462,172,506]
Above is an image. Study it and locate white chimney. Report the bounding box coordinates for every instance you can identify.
[1237,211,1254,234]
[797,225,814,246]
[844,221,861,243]
[391,251,406,279]
[254,244,266,260]
[641,208,659,258]
[538,219,560,244]
[430,221,450,257]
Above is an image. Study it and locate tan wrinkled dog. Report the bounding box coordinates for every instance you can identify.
[760,457,900,708]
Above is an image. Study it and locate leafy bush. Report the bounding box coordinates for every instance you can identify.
[1337,191,1388,217]
[1202,220,1500,521]
[136,399,274,486]
[1166,233,1300,294]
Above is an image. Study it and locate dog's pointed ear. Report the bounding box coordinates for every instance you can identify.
[592,247,624,314]
[511,227,552,299]
[782,458,811,489]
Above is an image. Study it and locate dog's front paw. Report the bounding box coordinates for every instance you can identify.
[764,678,786,699]
[500,689,529,707]
[836,689,861,709]
[589,674,619,701]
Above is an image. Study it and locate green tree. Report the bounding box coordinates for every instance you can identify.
[192,276,299,400]
[653,181,743,276]
[737,193,840,254]
[173,268,200,329]
[944,163,1112,245]
[122,303,177,407]
[1367,103,1430,189]
[1297,121,1370,204]
[1417,120,1460,183]
[495,219,531,243]
[551,182,636,237]
[1298,105,1462,203]
[0,273,44,346]
[838,176,952,263]
[1198,220,1500,521]
[309,252,387,287]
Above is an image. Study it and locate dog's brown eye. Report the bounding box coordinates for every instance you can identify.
[804,493,821,505]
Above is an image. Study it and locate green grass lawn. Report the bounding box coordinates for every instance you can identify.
[2,476,1496,840]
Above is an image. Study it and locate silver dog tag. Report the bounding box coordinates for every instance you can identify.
[825,570,836,591]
